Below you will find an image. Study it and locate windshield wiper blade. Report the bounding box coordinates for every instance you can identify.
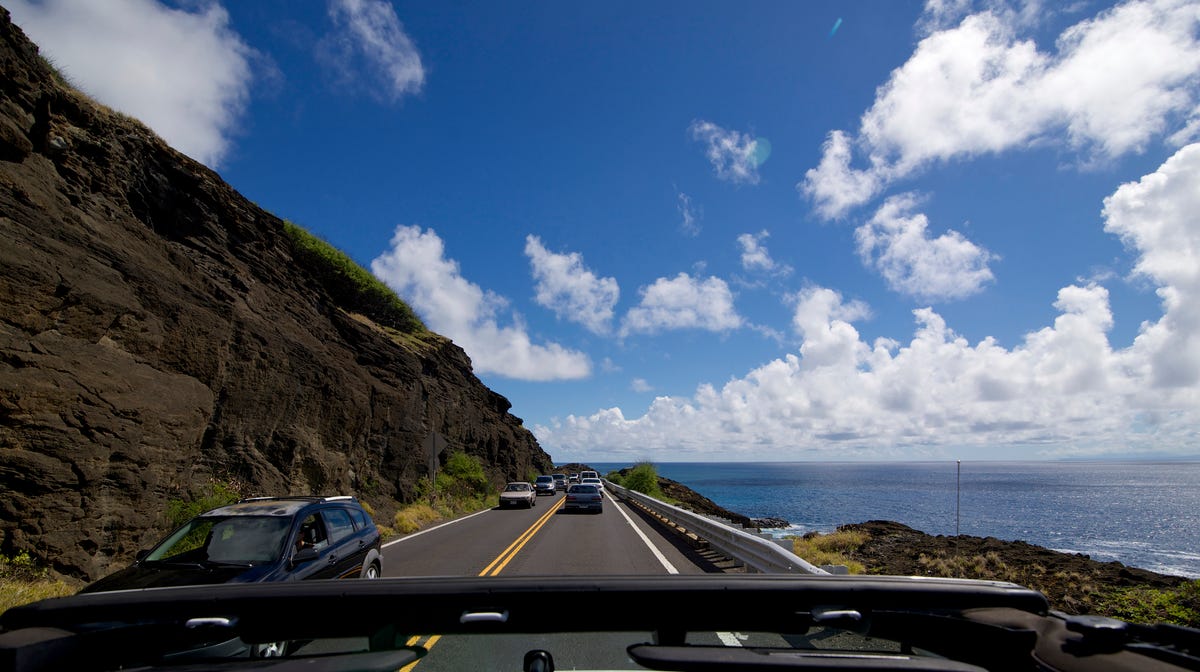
[200,560,254,568]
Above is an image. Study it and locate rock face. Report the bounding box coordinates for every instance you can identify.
[0,11,553,581]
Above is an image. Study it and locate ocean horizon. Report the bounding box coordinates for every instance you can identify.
[588,460,1200,579]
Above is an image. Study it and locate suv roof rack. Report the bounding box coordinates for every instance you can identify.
[236,495,357,504]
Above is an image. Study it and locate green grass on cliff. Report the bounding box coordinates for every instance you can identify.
[0,552,76,615]
[283,221,425,334]
[789,530,868,574]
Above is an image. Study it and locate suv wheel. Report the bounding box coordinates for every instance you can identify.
[364,562,380,579]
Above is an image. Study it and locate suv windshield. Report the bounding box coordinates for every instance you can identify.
[147,516,291,565]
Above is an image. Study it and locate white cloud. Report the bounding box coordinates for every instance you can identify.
[371,226,590,381]
[789,286,872,369]
[800,131,885,220]
[1104,142,1200,388]
[857,193,996,301]
[737,230,793,277]
[689,120,764,185]
[7,0,255,168]
[631,378,653,393]
[802,0,1200,218]
[524,235,619,335]
[677,192,701,236]
[919,0,1054,35]
[620,273,743,336]
[323,0,425,101]
[537,147,1200,459]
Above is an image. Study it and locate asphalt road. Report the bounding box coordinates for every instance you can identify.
[382,489,714,577]
[374,489,725,671]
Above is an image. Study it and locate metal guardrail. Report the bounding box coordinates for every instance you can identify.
[604,480,830,575]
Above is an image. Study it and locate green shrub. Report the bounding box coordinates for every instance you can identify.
[622,462,665,499]
[165,481,240,528]
[1095,580,1200,628]
[0,552,45,582]
[283,221,424,333]
[440,452,490,498]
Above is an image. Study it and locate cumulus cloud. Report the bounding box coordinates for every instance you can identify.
[856,194,996,301]
[689,120,764,185]
[631,378,653,393]
[1104,142,1200,388]
[322,0,425,101]
[7,0,255,168]
[525,235,620,335]
[620,273,743,336]
[737,230,793,277]
[801,0,1200,218]
[537,146,1200,460]
[800,131,885,220]
[371,226,590,381]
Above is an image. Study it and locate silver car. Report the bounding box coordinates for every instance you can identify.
[499,482,536,508]
[564,484,602,513]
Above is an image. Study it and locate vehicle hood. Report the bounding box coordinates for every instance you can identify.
[79,562,276,593]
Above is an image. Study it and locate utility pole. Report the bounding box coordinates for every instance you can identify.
[956,460,961,536]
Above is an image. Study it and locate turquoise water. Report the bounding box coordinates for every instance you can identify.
[591,461,1200,578]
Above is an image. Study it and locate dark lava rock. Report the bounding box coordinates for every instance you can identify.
[0,10,552,581]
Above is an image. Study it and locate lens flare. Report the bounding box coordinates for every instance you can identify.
[751,138,772,167]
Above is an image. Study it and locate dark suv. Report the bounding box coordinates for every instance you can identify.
[78,496,384,658]
[81,496,383,594]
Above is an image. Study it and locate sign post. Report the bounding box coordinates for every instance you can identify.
[423,431,447,505]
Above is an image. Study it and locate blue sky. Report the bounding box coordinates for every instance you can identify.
[10,0,1200,462]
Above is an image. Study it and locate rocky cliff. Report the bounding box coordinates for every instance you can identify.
[0,10,553,581]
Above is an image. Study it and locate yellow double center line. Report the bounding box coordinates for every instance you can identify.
[400,497,564,670]
[479,496,563,576]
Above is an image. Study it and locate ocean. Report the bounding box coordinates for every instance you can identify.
[589,461,1200,579]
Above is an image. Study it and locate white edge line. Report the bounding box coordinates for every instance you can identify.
[382,508,493,548]
[611,496,678,574]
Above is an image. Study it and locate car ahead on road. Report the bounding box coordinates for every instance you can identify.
[552,473,567,491]
[567,473,580,485]
[76,495,382,658]
[580,476,604,498]
[563,483,602,513]
[533,474,557,496]
[499,481,536,508]
[578,470,599,482]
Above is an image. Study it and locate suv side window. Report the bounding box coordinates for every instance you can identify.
[298,513,328,551]
[323,508,356,544]
[349,507,368,530]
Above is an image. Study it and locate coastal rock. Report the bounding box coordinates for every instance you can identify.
[750,517,790,529]
[0,11,553,581]
[840,520,1191,617]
